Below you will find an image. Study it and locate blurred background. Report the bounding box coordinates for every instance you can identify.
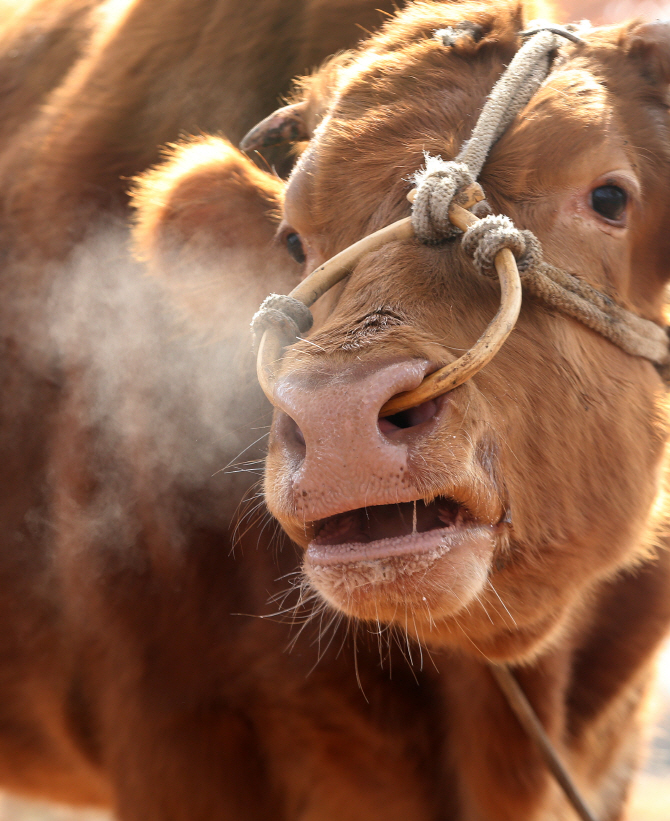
[628,642,670,821]
[555,0,670,24]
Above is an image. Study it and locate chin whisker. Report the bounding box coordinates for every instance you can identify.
[486,579,517,628]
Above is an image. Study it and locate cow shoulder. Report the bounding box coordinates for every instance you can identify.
[0,0,101,149]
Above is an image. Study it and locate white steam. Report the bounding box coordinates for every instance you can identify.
[30,220,273,535]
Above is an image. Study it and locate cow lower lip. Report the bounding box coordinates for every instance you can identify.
[307,497,478,564]
[307,525,480,564]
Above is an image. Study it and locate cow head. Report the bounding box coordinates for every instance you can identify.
[134,4,670,662]
[242,3,670,661]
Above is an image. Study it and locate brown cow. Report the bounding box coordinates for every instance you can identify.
[0,0,667,818]
[0,1,478,820]
[169,1,670,818]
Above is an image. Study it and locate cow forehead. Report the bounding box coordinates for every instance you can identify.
[263,16,670,386]
[288,36,638,224]
[484,70,628,196]
[534,68,609,121]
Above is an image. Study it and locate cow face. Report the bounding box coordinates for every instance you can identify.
[248,4,670,661]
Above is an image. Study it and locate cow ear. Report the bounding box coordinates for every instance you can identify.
[240,102,310,152]
[625,20,670,86]
[132,136,284,260]
[131,137,299,340]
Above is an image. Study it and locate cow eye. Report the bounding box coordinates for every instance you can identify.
[590,185,627,222]
[286,232,306,264]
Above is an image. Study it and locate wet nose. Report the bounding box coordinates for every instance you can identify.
[270,359,439,520]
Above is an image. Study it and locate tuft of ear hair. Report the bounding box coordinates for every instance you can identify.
[625,19,670,86]
[435,21,484,48]
[240,102,309,152]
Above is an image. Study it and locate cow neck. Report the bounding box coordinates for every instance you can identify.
[490,665,599,821]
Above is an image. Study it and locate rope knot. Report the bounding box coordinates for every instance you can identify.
[411,157,475,243]
[462,215,542,277]
[251,294,313,348]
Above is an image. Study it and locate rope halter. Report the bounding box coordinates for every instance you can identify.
[251,24,670,417]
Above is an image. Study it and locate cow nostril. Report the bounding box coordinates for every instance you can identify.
[276,411,306,452]
[378,398,439,435]
[294,422,305,446]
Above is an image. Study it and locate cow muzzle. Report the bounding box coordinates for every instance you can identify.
[265,356,502,626]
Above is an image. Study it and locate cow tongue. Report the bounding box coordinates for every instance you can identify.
[312,498,468,547]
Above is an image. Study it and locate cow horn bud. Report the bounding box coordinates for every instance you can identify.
[240,103,309,152]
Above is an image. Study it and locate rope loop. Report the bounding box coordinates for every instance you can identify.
[411,159,474,242]
[462,215,543,277]
[251,294,313,348]
[410,28,581,244]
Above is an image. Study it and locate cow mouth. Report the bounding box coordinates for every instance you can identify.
[307,497,479,565]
